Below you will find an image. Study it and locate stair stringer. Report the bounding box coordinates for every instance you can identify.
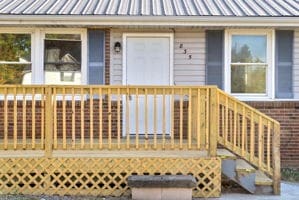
[219,149,274,195]
[221,157,256,193]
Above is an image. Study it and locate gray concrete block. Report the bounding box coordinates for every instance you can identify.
[127,175,196,188]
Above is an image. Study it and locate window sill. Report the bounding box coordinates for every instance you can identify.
[235,97,298,102]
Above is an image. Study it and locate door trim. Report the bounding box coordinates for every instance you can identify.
[122,33,174,85]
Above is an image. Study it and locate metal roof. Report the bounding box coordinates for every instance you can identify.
[0,0,298,17]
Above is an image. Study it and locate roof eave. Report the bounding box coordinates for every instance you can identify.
[0,15,298,27]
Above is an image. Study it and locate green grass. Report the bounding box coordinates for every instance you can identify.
[281,168,299,182]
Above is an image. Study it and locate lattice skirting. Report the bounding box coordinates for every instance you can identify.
[0,157,221,198]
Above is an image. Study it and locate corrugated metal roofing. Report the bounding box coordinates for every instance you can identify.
[0,0,298,17]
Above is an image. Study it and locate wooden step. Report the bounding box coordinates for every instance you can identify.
[217,149,237,159]
[255,170,273,186]
[236,159,255,173]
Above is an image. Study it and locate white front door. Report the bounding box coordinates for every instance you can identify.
[124,36,171,135]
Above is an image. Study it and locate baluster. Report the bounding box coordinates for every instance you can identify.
[71,88,76,149]
[22,87,27,149]
[117,88,121,150]
[90,87,94,149]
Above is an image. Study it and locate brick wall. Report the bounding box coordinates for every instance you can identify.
[0,100,190,141]
[246,101,299,169]
[0,101,43,140]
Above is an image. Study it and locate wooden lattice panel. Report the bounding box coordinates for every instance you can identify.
[0,157,221,198]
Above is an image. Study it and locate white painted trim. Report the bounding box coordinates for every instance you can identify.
[122,34,127,85]
[271,30,276,100]
[122,32,174,86]
[81,29,88,85]
[40,28,87,84]
[224,31,229,94]
[224,29,274,100]
[0,15,299,27]
[242,98,299,102]
[32,28,42,84]
[0,27,35,33]
[0,28,36,84]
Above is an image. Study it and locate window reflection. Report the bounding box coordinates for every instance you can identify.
[231,65,266,93]
[44,34,81,85]
[0,34,31,84]
[231,35,266,63]
[230,34,268,94]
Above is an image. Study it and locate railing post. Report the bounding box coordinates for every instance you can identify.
[272,123,281,195]
[208,87,218,157]
[45,86,53,158]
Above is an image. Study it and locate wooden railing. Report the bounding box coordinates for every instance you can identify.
[0,85,280,193]
[217,89,280,194]
[0,85,218,155]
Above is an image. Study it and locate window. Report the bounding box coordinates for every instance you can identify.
[0,29,87,85]
[44,34,82,85]
[226,30,273,98]
[0,33,31,84]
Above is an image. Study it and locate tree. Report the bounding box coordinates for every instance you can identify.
[0,34,31,84]
[231,44,252,63]
[231,44,265,93]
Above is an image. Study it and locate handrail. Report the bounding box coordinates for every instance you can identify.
[0,85,218,155]
[216,88,280,195]
[217,89,279,124]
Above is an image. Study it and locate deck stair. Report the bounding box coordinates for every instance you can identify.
[218,149,274,194]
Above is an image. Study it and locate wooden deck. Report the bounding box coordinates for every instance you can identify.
[0,85,281,196]
[0,148,235,158]
[0,149,208,158]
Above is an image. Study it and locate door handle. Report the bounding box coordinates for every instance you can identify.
[129,95,132,101]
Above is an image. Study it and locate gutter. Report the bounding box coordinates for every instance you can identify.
[0,15,298,27]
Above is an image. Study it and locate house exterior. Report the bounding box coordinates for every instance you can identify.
[0,0,298,198]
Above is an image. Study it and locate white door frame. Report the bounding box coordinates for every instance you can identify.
[122,33,174,136]
[122,33,174,85]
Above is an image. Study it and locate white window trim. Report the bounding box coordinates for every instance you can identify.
[39,28,88,85]
[224,29,275,101]
[0,28,35,83]
[0,28,34,100]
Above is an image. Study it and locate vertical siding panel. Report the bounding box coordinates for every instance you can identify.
[110,30,123,85]
[293,29,299,99]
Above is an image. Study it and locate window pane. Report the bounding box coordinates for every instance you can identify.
[231,35,266,63]
[0,34,31,62]
[44,35,81,85]
[231,65,266,93]
[0,64,31,84]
